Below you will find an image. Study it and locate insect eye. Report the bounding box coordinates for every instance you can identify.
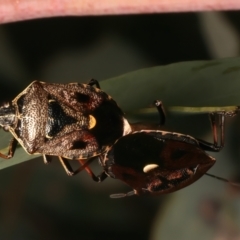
[2,102,10,108]
[2,126,9,131]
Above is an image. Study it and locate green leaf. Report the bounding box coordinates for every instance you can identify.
[101,57,240,113]
[0,130,41,170]
[1,57,240,169]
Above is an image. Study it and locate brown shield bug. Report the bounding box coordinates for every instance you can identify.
[76,101,240,197]
[0,79,131,175]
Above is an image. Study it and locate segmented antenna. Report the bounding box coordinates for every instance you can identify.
[110,174,240,199]
[205,173,240,188]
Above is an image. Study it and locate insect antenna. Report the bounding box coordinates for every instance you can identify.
[110,173,240,199]
[205,172,240,188]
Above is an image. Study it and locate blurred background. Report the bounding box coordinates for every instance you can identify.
[0,12,240,239]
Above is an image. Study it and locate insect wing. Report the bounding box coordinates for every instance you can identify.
[105,131,215,195]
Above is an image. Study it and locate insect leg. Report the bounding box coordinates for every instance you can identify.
[87,79,101,89]
[76,159,108,182]
[42,154,52,164]
[197,111,230,152]
[58,156,97,176]
[58,156,108,182]
[0,138,18,159]
[58,156,76,176]
[154,100,166,125]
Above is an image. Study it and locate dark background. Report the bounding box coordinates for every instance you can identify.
[0,12,240,239]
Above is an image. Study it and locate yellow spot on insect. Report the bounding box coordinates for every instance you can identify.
[89,115,96,129]
[143,164,159,173]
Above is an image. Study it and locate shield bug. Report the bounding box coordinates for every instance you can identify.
[76,101,239,197]
[0,79,131,175]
